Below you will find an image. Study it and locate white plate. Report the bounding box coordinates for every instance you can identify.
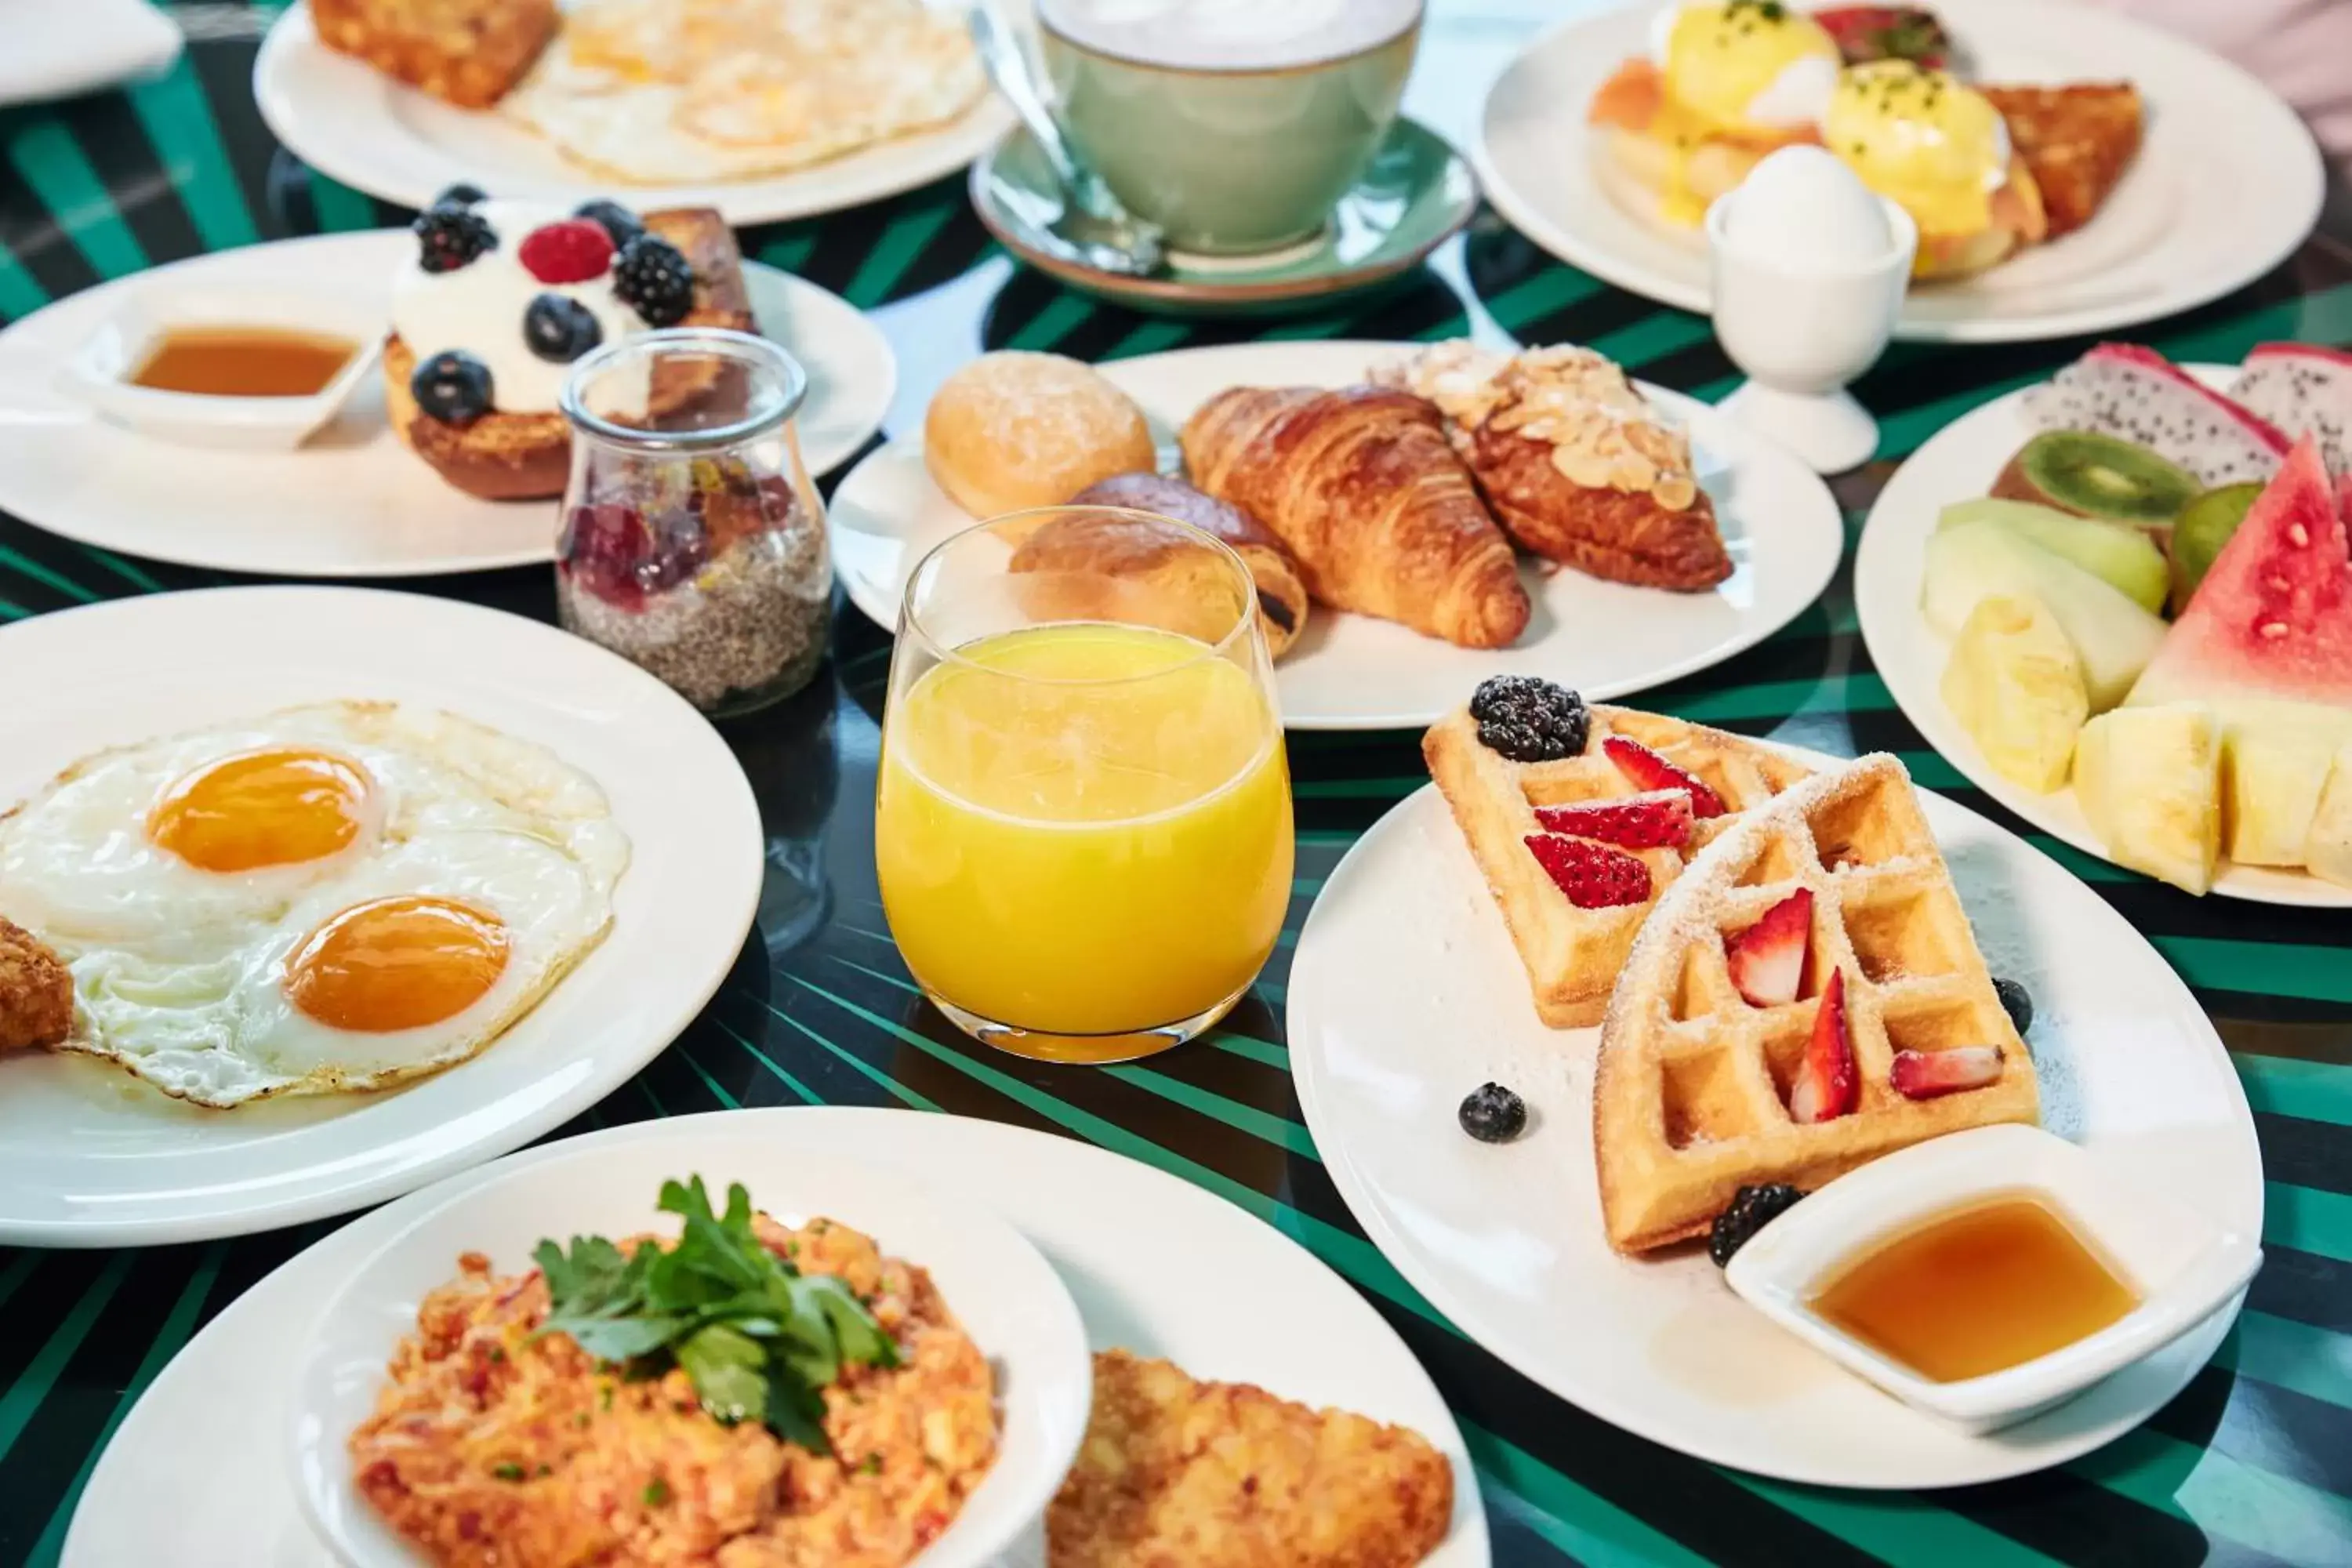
[0,586,763,1247]
[66,1107,1491,1567]
[1853,363,2352,907]
[1475,0,2324,345]
[292,1132,1093,1568]
[826,339,1843,731]
[253,2,1014,227]
[1287,780,2263,1488]
[0,230,895,578]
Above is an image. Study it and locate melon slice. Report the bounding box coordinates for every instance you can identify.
[2128,440,2352,715]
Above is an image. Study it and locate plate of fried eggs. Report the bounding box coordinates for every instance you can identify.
[0,586,761,1246]
[1475,0,2323,343]
[255,0,1013,224]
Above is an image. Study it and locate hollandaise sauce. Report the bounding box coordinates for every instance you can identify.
[1810,1195,2140,1382]
[1823,60,2009,238]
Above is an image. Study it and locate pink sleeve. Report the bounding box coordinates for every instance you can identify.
[2071,0,2352,175]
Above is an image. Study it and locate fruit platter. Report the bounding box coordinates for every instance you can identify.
[1855,343,2352,903]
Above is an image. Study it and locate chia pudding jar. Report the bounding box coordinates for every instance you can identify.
[554,328,829,715]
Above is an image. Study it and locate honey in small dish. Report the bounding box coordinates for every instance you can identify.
[1809,1194,2139,1383]
[131,326,357,397]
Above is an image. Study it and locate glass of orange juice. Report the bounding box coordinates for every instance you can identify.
[874,507,1293,1064]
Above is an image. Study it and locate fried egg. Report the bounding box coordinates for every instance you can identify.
[501,0,987,185]
[0,702,628,1107]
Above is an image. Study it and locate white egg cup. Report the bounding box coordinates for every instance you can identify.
[1704,192,1916,474]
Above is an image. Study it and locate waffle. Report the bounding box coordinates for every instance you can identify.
[1594,755,2041,1254]
[1425,702,1813,1028]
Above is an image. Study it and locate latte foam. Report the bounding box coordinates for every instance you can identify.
[1037,0,1420,71]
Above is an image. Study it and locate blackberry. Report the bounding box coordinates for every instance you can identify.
[1457,1082,1528,1143]
[414,204,496,274]
[1994,977,2034,1037]
[611,234,695,326]
[411,350,492,424]
[1468,675,1588,762]
[524,292,603,362]
[1708,1183,1805,1268]
[430,182,486,209]
[574,198,646,249]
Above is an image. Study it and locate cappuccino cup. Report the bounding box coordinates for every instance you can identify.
[1033,0,1422,256]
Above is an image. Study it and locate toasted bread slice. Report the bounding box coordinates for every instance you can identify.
[310,0,557,110]
[1982,82,2144,239]
[384,207,755,501]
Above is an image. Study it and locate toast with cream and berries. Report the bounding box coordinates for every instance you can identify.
[384,191,755,500]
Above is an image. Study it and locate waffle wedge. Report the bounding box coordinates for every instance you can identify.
[1595,754,2041,1254]
[1425,700,1813,1027]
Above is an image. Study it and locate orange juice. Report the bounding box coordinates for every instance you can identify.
[875,622,1292,1042]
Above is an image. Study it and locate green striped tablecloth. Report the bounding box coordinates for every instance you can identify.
[3,6,2351,1566]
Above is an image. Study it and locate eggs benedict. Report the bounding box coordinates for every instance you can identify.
[1824,60,2045,276]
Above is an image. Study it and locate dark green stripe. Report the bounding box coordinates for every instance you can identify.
[71,543,163,594]
[0,1254,132,1464]
[1664,673,1893,724]
[1460,1417,1714,1567]
[0,544,96,604]
[1104,320,1192,359]
[307,172,378,234]
[670,1040,742,1109]
[125,59,262,252]
[1207,1029,1289,1069]
[760,235,818,274]
[1483,265,1606,336]
[843,201,954,307]
[2269,1181,2352,1263]
[1592,312,1711,369]
[763,1003,943,1111]
[2219,1309,2352,1411]
[1729,1475,2061,1567]
[1007,294,1097,352]
[24,1244,224,1568]
[2238,1054,2352,1129]
[2157,938,2352,1007]
[710,1015,822,1105]
[5,122,149,278]
[2073,1424,2352,1565]
[0,245,49,321]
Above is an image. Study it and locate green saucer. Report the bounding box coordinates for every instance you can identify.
[967,116,1478,318]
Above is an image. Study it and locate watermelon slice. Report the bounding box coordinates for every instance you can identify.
[2128,440,2352,713]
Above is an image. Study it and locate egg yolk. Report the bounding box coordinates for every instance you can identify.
[1662,2,1840,133]
[283,896,510,1033]
[148,748,374,873]
[1825,61,2007,238]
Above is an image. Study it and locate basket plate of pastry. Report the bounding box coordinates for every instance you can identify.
[1475,0,2322,343]
[828,339,1844,730]
[1283,685,2260,1486]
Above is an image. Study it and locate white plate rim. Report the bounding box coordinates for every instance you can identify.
[1472,0,2325,345]
[0,585,764,1247]
[825,337,1844,731]
[0,228,896,579]
[252,2,1015,227]
[63,1106,1493,1567]
[1852,363,2352,907]
[1286,776,2264,1488]
[289,1131,1094,1568]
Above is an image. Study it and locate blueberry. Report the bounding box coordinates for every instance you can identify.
[523,293,604,363]
[1708,1184,1804,1269]
[430,182,487,209]
[411,350,492,423]
[573,198,645,249]
[1994,977,2034,1036]
[1457,1082,1528,1143]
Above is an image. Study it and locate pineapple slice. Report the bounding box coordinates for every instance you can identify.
[2075,703,2222,895]
[1940,594,2088,793]
[2223,720,2344,868]
[2307,746,2352,888]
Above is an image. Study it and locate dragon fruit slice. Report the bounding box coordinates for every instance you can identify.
[2232,342,2352,476]
[2024,343,2291,488]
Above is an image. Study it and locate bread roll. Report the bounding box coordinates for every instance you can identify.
[924,351,1157,518]
[1067,473,1309,659]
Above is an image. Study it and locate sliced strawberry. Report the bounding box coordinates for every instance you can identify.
[1726,889,1812,1007]
[1532,789,1693,849]
[1524,833,1652,909]
[1602,736,1727,818]
[518,219,616,284]
[1788,968,1858,1123]
[1813,5,1949,67]
[1890,1046,2005,1101]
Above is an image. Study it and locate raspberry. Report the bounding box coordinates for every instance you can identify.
[517,220,616,285]
[1523,833,1651,909]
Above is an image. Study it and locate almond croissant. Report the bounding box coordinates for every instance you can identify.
[1179,385,1530,649]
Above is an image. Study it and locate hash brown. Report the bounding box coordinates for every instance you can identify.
[0,916,73,1054]
[1983,82,2144,239]
[1046,1348,1454,1568]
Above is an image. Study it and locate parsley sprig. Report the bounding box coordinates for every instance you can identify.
[532,1178,898,1454]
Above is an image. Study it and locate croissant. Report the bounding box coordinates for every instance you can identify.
[1065,472,1310,659]
[1179,386,1531,650]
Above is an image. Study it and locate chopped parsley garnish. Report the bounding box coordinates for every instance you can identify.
[492,1462,525,1482]
[643,1478,671,1508]
[533,1178,898,1455]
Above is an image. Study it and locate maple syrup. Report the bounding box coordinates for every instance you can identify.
[1809,1194,2138,1382]
[131,326,357,397]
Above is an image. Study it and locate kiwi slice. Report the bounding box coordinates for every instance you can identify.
[2169,482,2264,612]
[1991,430,2201,527]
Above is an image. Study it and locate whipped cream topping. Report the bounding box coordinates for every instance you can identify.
[390,200,651,417]
[1381,343,1701,511]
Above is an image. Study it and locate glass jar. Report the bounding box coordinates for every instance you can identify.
[554,328,829,716]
